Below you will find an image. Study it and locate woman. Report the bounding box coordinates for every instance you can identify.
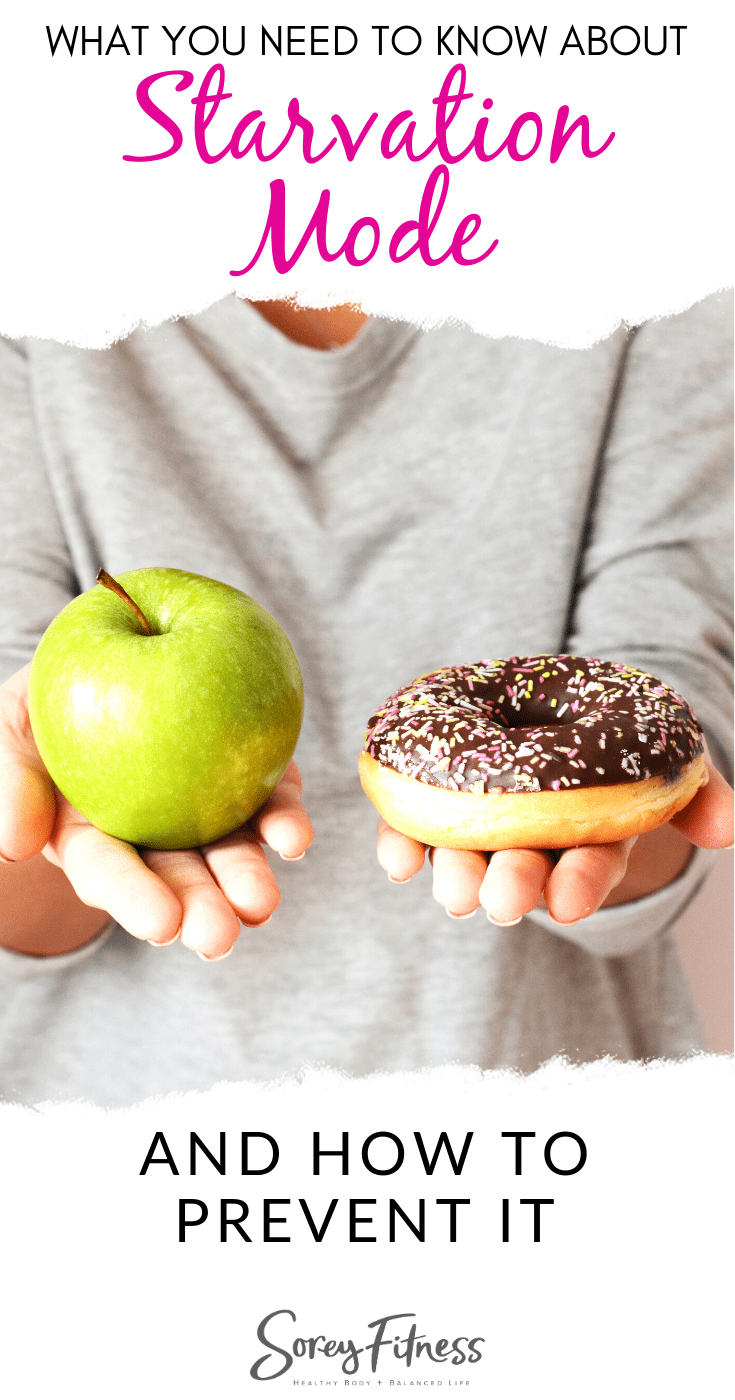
[0,293,732,1103]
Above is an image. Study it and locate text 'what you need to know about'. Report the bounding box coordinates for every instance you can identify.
[46,24,689,60]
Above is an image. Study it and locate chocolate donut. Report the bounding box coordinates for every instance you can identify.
[359,656,707,849]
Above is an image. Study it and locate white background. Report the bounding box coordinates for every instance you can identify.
[1,1059,732,1394]
[0,3,732,1395]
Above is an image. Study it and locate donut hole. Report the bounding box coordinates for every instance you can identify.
[490,697,581,730]
[466,665,610,732]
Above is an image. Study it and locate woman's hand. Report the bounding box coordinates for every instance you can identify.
[0,664,313,960]
[375,756,734,926]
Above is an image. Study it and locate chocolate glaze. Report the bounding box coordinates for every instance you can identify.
[364,656,704,794]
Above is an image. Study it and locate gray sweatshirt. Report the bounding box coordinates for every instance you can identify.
[0,292,731,1106]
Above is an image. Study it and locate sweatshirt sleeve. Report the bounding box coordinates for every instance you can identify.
[543,291,733,956]
[564,290,733,782]
[0,340,96,975]
[0,921,117,980]
[0,337,78,684]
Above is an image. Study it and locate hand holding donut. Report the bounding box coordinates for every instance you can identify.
[376,756,732,925]
[362,657,734,925]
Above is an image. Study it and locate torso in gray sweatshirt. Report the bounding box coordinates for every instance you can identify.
[0,292,731,1106]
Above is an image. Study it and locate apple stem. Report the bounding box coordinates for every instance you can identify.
[96,568,153,636]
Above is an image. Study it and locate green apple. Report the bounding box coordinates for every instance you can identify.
[27,568,304,849]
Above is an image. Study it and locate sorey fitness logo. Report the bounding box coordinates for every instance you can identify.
[250,1310,484,1380]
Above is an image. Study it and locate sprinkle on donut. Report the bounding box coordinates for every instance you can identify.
[363,656,705,795]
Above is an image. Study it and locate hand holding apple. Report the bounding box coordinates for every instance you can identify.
[0,662,312,958]
[45,754,313,958]
[0,568,314,959]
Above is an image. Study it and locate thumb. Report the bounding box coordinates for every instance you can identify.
[670,758,734,849]
[0,665,57,862]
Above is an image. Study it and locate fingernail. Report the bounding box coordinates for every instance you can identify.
[486,913,523,927]
[388,874,411,884]
[242,914,272,929]
[279,851,306,861]
[147,931,181,947]
[197,946,234,962]
[447,908,477,920]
